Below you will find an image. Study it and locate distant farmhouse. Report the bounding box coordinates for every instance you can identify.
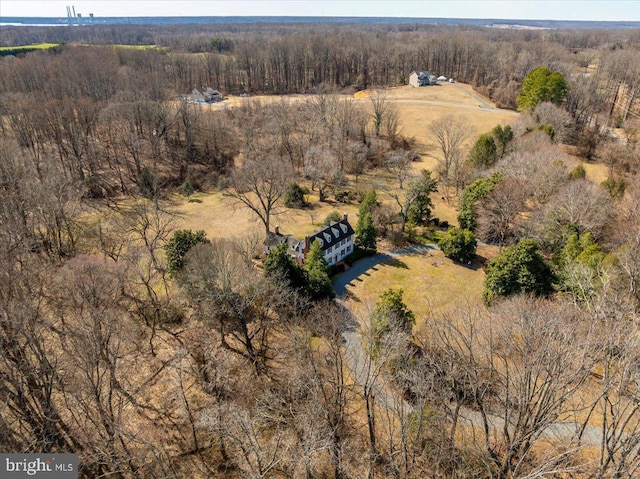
[409,70,437,87]
[192,87,223,103]
[264,214,355,267]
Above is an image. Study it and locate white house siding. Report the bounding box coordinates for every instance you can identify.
[324,236,353,265]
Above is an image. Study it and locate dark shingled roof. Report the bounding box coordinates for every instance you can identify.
[412,70,432,79]
[263,231,290,249]
[264,232,304,257]
[308,219,354,252]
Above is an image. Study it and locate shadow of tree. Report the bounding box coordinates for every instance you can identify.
[468,255,488,271]
[344,289,360,303]
[382,257,409,269]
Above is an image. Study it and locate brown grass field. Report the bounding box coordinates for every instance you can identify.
[172,83,518,315]
[345,249,486,324]
[358,83,520,170]
[178,83,519,238]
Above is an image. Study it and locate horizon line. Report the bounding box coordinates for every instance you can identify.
[2,15,639,22]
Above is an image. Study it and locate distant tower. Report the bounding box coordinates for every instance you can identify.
[89,13,94,23]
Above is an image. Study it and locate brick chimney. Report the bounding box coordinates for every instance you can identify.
[343,213,348,221]
[275,225,280,235]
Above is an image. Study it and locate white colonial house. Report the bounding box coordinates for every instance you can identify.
[304,214,355,266]
[263,214,355,267]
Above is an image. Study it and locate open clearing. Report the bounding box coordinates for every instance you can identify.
[383,83,519,171]
[0,43,58,51]
[345,249,485,322]
[179,82,519,239]
[173,190,361,241]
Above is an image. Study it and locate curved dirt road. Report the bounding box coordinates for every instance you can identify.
[333,246,607,448]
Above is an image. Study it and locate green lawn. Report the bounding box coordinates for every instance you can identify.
[0,43,58,51]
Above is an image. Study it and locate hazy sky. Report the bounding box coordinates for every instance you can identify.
[1,0,639,21]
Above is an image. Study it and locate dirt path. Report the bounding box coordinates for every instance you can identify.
[450,82,496,109]
[355,97,500,113]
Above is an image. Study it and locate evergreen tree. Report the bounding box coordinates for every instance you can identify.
[355,190,379,253]
[492,124,514,158]
[482,239,554,305]
[181,180,194,198]
[570,164,586,179]
[359,190,379,216]
[323,210,342,226]
[439,227,477,263]
[284,182,307,208]
[406,169,438,226]
[373,288,415,336]
[516,67,568,111]
[468,133,497,169]
[137,166,157,199]
[356,189,379,231]
[458,172,503,231]
[164,229,209,276]
[601,177,626,199]
[356,213,377,253]
[557,232,605,303]
[304,240,334,299]
[263,243,306,289]
[560,232,604,271]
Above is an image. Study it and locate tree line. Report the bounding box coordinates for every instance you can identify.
[2,23,638,112]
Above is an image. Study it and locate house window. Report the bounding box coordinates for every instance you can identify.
[341,239,345,246]
[327,246,332,253]
[347,245,351,252]
[341,249,345,256]
[334,256,338,264]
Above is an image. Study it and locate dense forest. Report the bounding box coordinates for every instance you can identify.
[0,21,639,478]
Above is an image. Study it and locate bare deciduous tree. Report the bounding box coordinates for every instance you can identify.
[536,179,612,245]
[430,115,471,199]
[533,101,575,144]
[582,318,640,479]
[357,307,412,479]
[495,131,569,204]
[385,150,413,189]
[0,263,81,454]
[307,301,356,479]
[369,91,398,139]
[304,145,337,202]
[181,241,282,374]
[227,154,291,236]
[419,297,595,478]
[477,178,527,248]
